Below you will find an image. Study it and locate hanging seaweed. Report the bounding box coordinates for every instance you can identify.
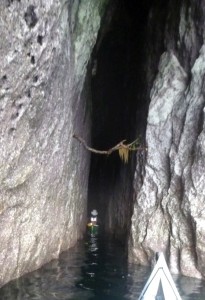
[73,134,146,164]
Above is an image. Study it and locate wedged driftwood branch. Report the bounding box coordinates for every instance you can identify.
[73,134,146,155]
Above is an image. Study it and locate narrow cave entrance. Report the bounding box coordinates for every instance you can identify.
[87,0,151,244]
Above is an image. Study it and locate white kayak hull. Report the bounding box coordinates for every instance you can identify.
[138,253,182,300]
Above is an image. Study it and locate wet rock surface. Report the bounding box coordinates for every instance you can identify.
[0,0,107,287]
[131,0,205,279]
[2,0,205,286]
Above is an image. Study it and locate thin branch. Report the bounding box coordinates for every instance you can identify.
[73,134,146,155]
[127,138,139,147]
[73,134,126,154]
[128,147,147,151]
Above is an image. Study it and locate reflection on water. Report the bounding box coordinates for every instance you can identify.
[0,232,205,299]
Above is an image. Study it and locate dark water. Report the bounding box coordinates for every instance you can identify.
[0,232,205,300]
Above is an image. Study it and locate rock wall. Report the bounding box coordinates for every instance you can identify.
[131,0,205,278]
[0,0,108,287]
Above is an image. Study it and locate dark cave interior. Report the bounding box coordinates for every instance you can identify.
[87,0,155,242]
[85,0,201,244]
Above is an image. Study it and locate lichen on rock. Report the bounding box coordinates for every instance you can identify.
[73,0,109,85]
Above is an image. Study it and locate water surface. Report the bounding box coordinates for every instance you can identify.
[0,233,205,299]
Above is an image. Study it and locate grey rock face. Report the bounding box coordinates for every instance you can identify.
[131,0,205,278]
[0,0,107,286]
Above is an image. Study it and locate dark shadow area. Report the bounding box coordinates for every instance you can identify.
[87,0,152,243]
